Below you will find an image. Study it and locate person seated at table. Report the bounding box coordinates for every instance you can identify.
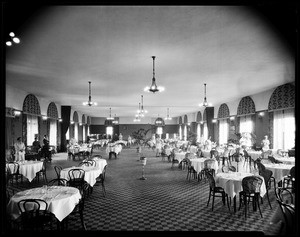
[261,135,270,152]
[14,137,25,162]
[32,136,41,153]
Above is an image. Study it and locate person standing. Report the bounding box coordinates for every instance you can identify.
[42,135,51,161]
[32,136,41,153]
[155,135,162,157]
[127,135,132,147]
[205,136,212,151]
[119,133,123,141]
[14,137,25,162]
[261,135,270,152]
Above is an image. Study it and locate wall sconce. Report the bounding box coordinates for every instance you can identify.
[70,121,74,124]
[212,119,217,123]
[200,121,204,125]
[79,123,82,126]
[187,122,190,126]
[230,116,235,121]
[258,112,265,117]
[42,115,48,120]
[58,118,63,122]
[14,110,21,116]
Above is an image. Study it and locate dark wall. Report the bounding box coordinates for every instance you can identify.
[254,112,270,147]
[90,125,106,135]
[119,124,153,140]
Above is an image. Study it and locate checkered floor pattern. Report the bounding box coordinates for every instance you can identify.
[5,147,285,234]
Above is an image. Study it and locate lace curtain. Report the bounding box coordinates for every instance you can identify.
[179,125,182,140]
[82,125,86,142]
[197,123,201,142]
[273,109,295,150]
[219,119,228,145]
[203,122,208,140]
[239,115,253,133]
[27,115,38,145]
[49,119,57,146]
[183,125,187,141]
[74,123,78,142]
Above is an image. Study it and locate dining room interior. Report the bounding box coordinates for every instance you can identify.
[2,3,297,236]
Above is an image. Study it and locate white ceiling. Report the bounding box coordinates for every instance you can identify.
[5,6,294,118]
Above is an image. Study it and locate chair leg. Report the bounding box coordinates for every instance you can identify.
[256,195,263,218]
[226,195,231,211]
[101,182,106,197]
[207,190,211,207]
[79,210,87,230]
[244,195,247,218]
[266,190,272,209]
[212,192,215,211]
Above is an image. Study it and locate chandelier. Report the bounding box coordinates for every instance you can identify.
[134,103,142,122]
[107,107,114,120]
[144,56,164,93]
[164,108,172,120]
[199,83,212,107]
[6,32,20,46]
[83,81,97,106]
[138,95,148,117]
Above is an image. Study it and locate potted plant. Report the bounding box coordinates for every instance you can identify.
[131,128,154,158]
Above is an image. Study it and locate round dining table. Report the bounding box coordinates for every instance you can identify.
[174,152,187,164]
[273,157,295,165]
[6,160,43,182]
[91,157,107,172]
[7,186,81,222]
[263,163,294,183]
[215,172,266,212]
[190,158,219,174]
[60,166,102,187]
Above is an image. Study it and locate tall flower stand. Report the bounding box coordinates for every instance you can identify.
[139,157,147,180]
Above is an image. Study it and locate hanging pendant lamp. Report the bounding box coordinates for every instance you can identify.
[83,81,97,106]
[144,56,164,93]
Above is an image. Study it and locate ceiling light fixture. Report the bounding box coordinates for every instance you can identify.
[107,107,114,120]
[6,32,20,46]
[140,95,148,117]
[164,108,172,120]
[134,103,142,122]
[83,81,97,106]
[144,56,164,93]
[199,83,212,107]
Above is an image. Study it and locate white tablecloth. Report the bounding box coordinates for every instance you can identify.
[106,144,122,154]
[92,158,107,172]
[189,146,198,154]
[6,161,43,182]
[247,151,262,160]
[60,166,102,187]
[174,152,187,163]
[274,157,295,165]
[190,158,219,174]
[263,163,294,182]
[215,172,266,199]
[7,186,81,222]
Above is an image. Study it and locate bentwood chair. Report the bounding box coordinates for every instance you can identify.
[275,187,295,235]
[96,165,107,197]
[282,166,295,192]
[54,165,63,179]
[185,158,198,182]
[259,168,276,209]
[206,170,231,212]
[68,169,85,193]
[61,182,90,231]
[199,159,216,182]
[239,176,263,218]
[17,199,54,231]
[47,178,68,186]
[35,159,48,184]
[6,162,23,186]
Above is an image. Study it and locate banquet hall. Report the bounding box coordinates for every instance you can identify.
[3,4,297,235]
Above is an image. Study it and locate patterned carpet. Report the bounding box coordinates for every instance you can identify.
[5,146,285,235]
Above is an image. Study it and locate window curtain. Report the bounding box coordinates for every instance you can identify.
[106,126,113,136]
[197,123,201,142]
[219,119,228,145]
[203,122,208,140]
[179,125,182,140]
[87,125,90,136]
[27,115,38,146]
[66,128,70,140]
[83,125,86,143]
[49,119,57,146]
[273,109,295,150]
[239,115,253,133]
[183,125,187,141]
[74,123,78,142]
[157,127,163,135]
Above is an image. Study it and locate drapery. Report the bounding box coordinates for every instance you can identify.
[219,119,228,145]
[183,125,187,141]
[203,122,208,140]
[156,127,163,135]
[82,125,86,142]
[179,125,182,140]
[273,109,295,150]
[197,123,201,142]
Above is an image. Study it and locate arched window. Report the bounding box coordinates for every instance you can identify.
[218,104,230,145]
[269,83,295,150]
[155,117,164,138]
[237,96,255,133]
[47,102,58,146]
[23,94,41,146]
